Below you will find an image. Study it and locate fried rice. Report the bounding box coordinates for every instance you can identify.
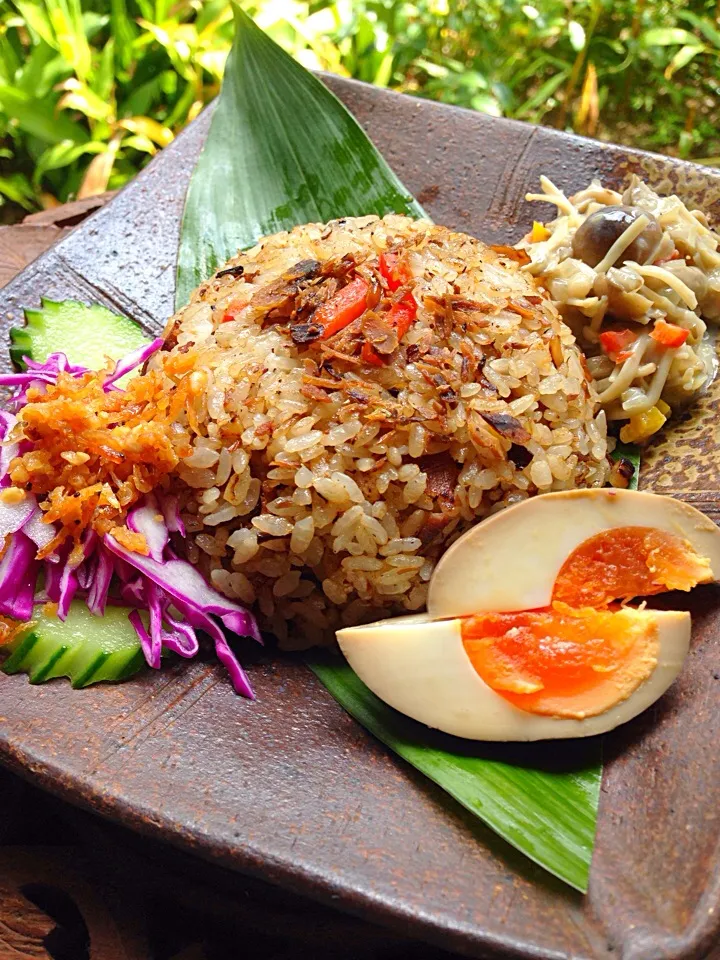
[146,214,610,644]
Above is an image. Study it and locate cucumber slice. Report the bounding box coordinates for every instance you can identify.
[10,298,149,374]
[2,602,145,688]
[5,299,152,690]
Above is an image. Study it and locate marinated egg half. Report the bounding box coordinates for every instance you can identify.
[337,490,720,741]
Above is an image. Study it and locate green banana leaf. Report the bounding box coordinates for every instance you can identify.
[177,4,603,891]
[176,5,422,307]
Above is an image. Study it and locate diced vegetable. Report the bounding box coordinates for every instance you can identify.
[315,277,370,339]
[530,221,551,243]
[619,405,668,443]
[360,291,418,367]
[379,251,413,291]
[2,602,145,688]
[388,291,418,341]
[654,249,681,265]
[599,328,637,360]
[361,342,384,366]
[222,296,248,323]
[650,318,689,348]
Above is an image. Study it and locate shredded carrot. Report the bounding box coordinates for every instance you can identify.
[111,525,149,555]
[0,614,28,646]
[10,369,180,551]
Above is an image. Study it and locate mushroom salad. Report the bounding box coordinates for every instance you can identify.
[518,176,720,443]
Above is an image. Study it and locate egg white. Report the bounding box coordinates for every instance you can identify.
[337,610,690,741]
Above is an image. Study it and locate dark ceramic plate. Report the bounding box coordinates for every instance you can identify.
[2,78,720,960]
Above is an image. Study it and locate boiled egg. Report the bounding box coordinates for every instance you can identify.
[428,489,720,619]
[337,490,720,741]
[337,607,689,740]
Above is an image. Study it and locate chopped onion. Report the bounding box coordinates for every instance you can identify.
[127,494,168,562]
[160,494,186,537]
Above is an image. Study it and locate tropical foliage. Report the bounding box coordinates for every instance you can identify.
[1,0,719,221]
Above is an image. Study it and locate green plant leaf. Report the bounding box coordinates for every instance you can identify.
[515,68,569,118]
[641,27,698,47]
[678,11,720,50]
[11,1,55,48]
[33,139,104,184]
[0,172,36,209]
[0,85,87,144]
[665,43,705,77]
[176,4,423,307]
[309,656,601,893]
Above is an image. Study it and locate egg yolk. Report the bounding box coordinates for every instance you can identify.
[460,525,710,718]
[552,526,711,607]
[462,602,659,719]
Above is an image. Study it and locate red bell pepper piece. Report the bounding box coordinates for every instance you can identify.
[315,277,371,340]
[650,318,690,348]
[599,328,637,361]
[653,249,681,266]
[379,251,413,291]
[222,296,247,323]
[389,292,418,341]
[361,291,419,366]
[361,342,384,366]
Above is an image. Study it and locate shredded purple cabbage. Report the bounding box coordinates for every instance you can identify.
[0,344,260,697]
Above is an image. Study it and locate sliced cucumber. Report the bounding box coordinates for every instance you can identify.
[2,602,145,688]
[11,298,149,374]
[5,299,152,690]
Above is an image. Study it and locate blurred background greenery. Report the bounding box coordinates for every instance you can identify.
[1,0,719,222]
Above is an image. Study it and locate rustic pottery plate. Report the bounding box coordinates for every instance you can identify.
[1,78,720,960]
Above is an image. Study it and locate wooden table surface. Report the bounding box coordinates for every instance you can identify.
[0,198,466,960]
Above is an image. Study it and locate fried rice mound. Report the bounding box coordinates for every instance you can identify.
[151,214,610,644]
